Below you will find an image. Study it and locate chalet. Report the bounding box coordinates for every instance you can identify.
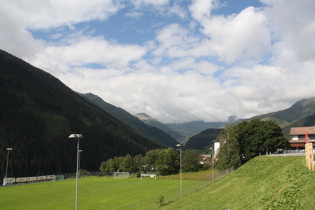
[289,127,315,149]
[200,154,211,165]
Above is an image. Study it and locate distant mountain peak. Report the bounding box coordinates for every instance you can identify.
[134,113,158,121]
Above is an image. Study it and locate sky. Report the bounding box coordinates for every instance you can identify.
[1,0,315,123]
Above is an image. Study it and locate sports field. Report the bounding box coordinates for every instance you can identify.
[0,175,201,209]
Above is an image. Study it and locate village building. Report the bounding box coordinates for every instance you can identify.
[289,126,315,149]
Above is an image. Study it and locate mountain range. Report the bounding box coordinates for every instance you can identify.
[250,97,315,138]
[0,49,163,177]
[181,97,315,151]
[1,48,314,177]
[134,113,185,142]
[81,93,179,148]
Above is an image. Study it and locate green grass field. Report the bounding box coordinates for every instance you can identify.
[0,175,204,209]
[2,156,313,210]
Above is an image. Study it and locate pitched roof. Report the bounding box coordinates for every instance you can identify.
[289,127,315,135]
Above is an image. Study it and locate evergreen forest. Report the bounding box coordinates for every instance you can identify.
[0,50,163,178]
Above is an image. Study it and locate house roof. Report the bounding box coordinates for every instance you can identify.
[201,154,211,158]
[289,127,315,135]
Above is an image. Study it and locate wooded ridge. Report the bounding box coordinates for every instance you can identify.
[0,49,163,177]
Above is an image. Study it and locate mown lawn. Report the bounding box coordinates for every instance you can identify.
[161,156,315,210]
[0,176,197,209]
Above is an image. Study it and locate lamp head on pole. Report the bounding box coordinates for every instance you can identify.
[176,144,181,147]
[68,134,83,139]
[7,148,13,151]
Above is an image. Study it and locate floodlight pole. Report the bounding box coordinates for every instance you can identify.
[176,144,182,198]
[4,148,13,186]
[69,134,83,210]
[210,147,214,181]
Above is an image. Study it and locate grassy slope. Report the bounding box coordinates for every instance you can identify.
[161,156,315,210]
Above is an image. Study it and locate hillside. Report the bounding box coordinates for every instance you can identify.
[282,114,315,138]
[166,121,225,142]
[135,113,185,142]
[251,97,315,128]
[162,156,315,209]
[81,93,179,148]
[185,128,222,151]
[0,49,163,177]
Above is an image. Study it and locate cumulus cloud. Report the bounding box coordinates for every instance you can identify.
[262,0,315,62]
[1,0,315,123]
[189,0,213,21]
[30,35,147,84]
[19,0,121,29]
[201,7,271,64]
[0,0,122,57]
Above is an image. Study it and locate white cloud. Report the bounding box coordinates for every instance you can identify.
[1,0,315,124]
[94,70,225,123]
[201,7,271,64]
[153,23,207,59]
[31,35,146,75]
[167,4,187,19]
[262,0,315,63]
[19,0,121,29]
[0,0,122,58]
[189,0,213,21]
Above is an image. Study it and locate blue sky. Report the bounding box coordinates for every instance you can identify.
[1,0,315,123]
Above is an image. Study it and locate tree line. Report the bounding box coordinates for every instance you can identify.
[99,148,205,175]
[216,119,289,171]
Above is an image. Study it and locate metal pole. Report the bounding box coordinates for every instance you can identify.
[212,155,214,181]
[179,145,182,198]
[5,150,10,178]
[176,144,182,198]
[75,138,79,210]
[68,134,83,210]
[4,148,12,186]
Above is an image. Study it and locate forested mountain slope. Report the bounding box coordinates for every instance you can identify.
[166,121,225,143]
[81,93,179,148]
[135,113,185,142]
[185,128,222,151]
[0,50,163,177]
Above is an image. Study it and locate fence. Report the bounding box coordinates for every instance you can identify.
[284,150,306,153]
[2,174,58,186]
[117,169,232,210]
[305,143,314,171]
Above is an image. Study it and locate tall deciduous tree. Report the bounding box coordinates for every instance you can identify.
[216,120,288,170]
[216,125,241,171]
[144,149,161,171]
[122,154,134,172]
[133,154,144,172]
[182,149,201,172]
[155,148,179,175]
